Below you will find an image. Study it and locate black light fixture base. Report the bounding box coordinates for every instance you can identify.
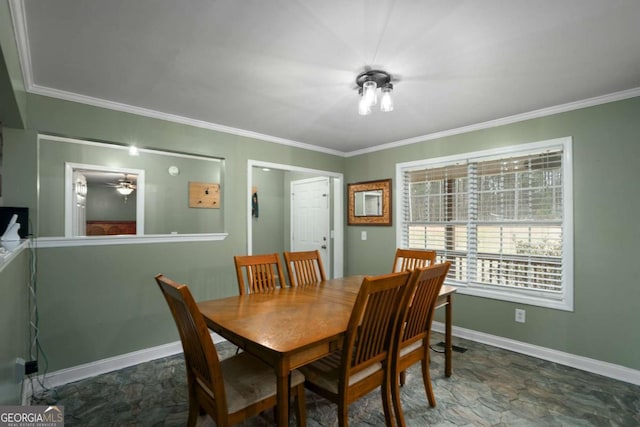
[356,69,391,88]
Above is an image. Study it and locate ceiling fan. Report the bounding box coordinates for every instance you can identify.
[106,175,137,198]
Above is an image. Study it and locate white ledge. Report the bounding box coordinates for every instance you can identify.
[0,240,29,273]
[34,233,228,248]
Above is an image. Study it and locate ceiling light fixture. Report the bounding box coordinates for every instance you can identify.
[356,69,394,115]
[116,185,134,196]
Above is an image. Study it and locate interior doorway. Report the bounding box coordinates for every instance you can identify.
[247,160,343,278]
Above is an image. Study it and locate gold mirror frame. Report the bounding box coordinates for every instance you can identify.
[347,179,392,226]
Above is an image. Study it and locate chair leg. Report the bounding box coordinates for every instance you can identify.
[421,356,436,407]
[337,402,349,427]
[294,383,307,427]
[399,370,407,386]
[392,373,407,427]
[381,378,397,427]
[186,396,199,427]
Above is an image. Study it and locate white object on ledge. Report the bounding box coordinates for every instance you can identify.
[1,214,21,242]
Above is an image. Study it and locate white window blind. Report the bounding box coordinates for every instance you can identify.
[397,138,573,310]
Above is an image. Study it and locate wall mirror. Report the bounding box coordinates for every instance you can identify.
[347,179,392,226]
[38,134,225,240]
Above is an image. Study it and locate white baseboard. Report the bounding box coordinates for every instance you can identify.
[431,321,640,386]
[23,326,639,404]
[22,333,226,404]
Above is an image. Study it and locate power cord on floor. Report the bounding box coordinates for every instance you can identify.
[25,232,58,404]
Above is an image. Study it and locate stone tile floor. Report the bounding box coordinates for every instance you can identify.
[32,333,640,426]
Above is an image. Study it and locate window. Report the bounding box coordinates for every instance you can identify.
[396,138,573,310]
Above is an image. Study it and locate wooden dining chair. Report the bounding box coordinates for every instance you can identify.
[154,274,306,427]
[299,271,412,427]
[390,262,451,427]
[391,248,437,272]
[234,253,286,295]
[283,250,326,287]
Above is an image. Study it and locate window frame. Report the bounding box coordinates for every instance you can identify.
[395,137,574,311]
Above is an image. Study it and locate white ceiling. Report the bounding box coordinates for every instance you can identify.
[12,0,640,155]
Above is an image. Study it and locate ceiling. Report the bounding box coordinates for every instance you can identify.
[11,0,640,155]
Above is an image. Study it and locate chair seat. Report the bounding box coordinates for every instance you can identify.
[399,339,425,357]
[217,352,305,414]
[300,351,382,395]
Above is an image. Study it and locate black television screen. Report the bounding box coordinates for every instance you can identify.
[0,207,29,238]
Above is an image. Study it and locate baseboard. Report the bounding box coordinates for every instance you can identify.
[22,333,226,404]
[432,321,640,386]
[23,325,639,404]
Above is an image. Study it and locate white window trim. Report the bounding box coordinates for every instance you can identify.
[395,137,574,311]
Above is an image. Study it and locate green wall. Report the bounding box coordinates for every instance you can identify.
[3,93,639,379]
[0,0,26,128]
[0,246,29,404]
[252,168,286,255]
[344,96,640,371]
[2,92,344,373]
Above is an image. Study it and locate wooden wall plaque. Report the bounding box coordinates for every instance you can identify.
[188,182,220,208]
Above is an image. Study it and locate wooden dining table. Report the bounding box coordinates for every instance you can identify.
[198,275,456,427]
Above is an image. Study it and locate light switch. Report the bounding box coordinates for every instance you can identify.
[361,231,367,240]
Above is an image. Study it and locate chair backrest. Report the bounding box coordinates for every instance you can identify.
[399,262,451,348]
[234,253,286,295]
[283,250,326,287]
[154,274,227,416]
[392,248,437,272]
[341,271,412,379]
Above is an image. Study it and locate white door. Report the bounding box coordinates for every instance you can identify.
[72,172,87,236]
[291,177,331,277]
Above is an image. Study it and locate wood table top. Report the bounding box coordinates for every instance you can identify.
[198,275,456,355]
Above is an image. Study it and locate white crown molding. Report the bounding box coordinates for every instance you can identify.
[346,87,640,157]
[432,321,640,386]
[28,83,346,157]
[8,0,33,89]
[10,1,640,159]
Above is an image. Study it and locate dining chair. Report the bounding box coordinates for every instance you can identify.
[283,250,326,287]
[154,274,306,427]
[234,253,287,295]
[390,262,451,427]
[299,271,412,427]
[391,248,437,273]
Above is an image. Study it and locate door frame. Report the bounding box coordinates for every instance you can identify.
[247,160,343,278]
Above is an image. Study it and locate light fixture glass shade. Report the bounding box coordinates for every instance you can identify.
[116,186,134,196]
[358,89,371,115]
[380,84,394,112]
[358,96,371,115]
[363,80,377,106]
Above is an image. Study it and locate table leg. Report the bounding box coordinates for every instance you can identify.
[275,369,289,427]
[445,294,452,377]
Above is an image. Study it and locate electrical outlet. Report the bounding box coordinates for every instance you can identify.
[515,308,526,323]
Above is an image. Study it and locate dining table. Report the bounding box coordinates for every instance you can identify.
[197,275,456,427]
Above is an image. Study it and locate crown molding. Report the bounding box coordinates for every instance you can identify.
[345,86,640,157]
[10,1,640,159]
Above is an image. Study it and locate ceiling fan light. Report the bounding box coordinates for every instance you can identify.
[116,186,134,196]
[362,80,377,107]
[358,94,371,115]
[380,84,394,112]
